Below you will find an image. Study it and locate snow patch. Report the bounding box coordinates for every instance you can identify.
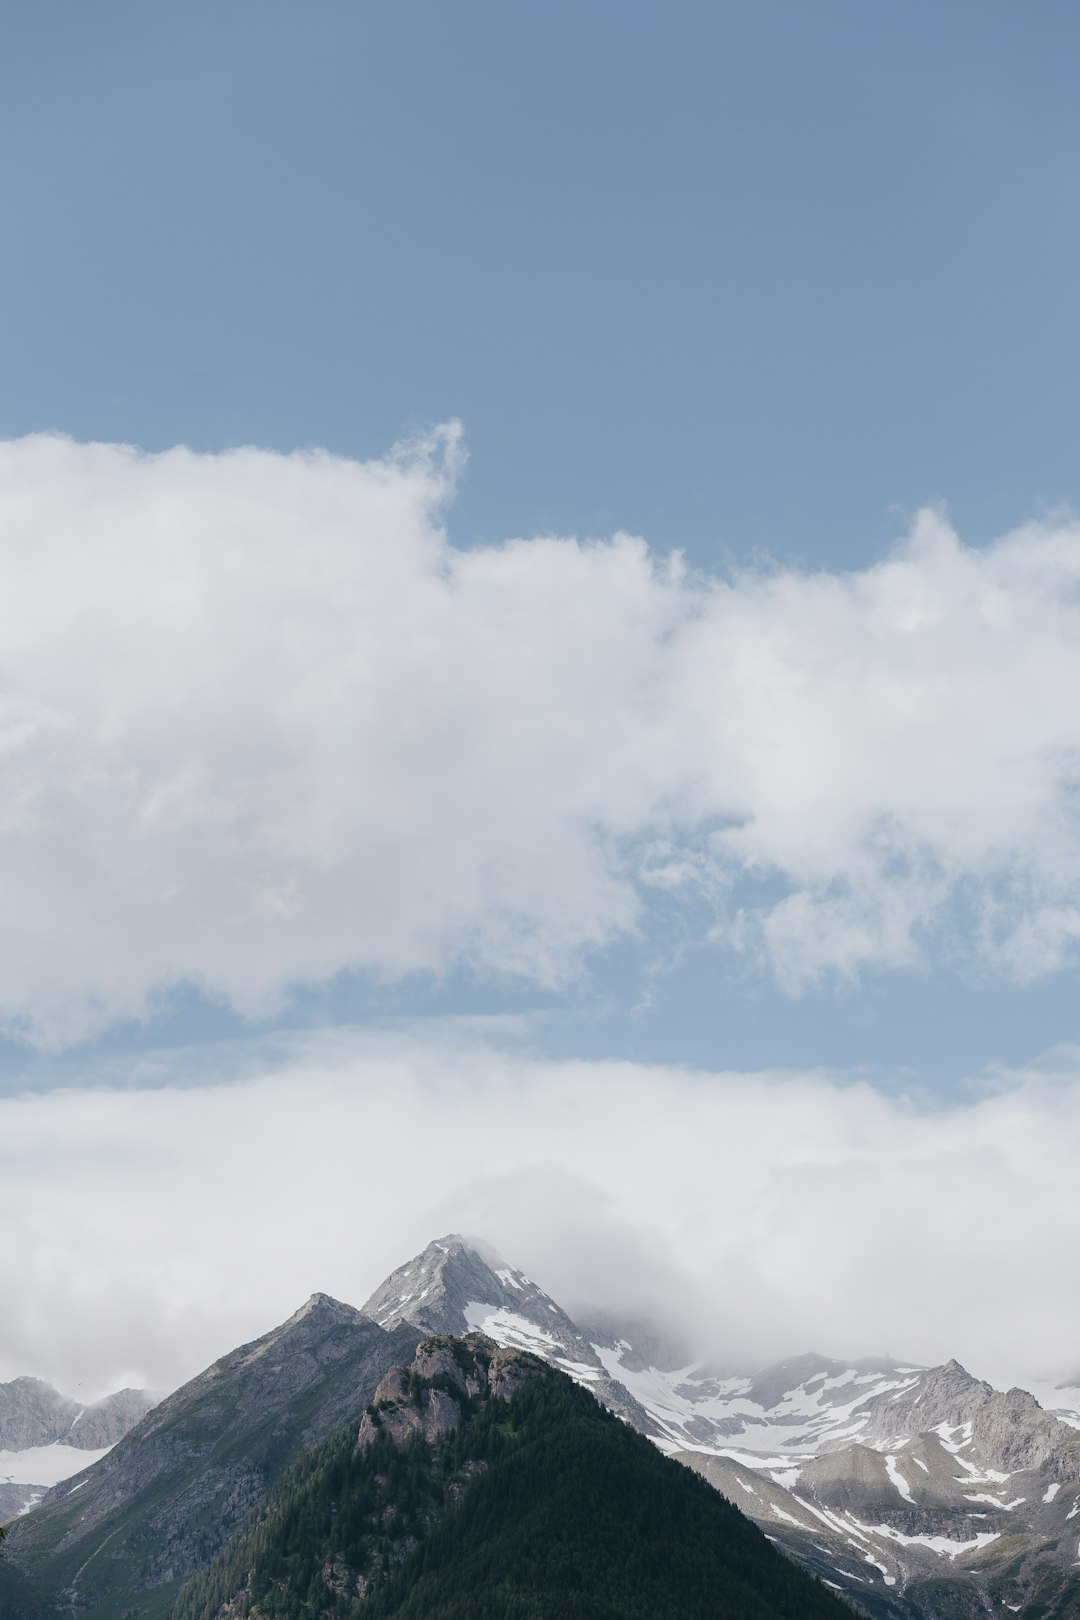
[885,1454,914,1502]
[862,1553,895,1586]
[857,1518,1001,1558]
[770,1503,812,1529]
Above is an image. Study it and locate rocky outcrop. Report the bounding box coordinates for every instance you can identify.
[856,1358,1077,1476]
[969,1383,1074,1473]
[356,1336,542,1456]
[857,1359,993,1448]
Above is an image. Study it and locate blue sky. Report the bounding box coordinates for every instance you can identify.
[5,0,1080,567]
[3,0,1080,1095]
[8,2,1080,1393]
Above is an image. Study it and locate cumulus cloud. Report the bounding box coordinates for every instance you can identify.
[2,1029,1079,1397]
[3,428,1080,1042]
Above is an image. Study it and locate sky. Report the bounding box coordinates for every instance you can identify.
[3,0,1080,1397]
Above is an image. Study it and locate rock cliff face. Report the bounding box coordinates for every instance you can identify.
[67,1388,159,1450]
[355,1337,539,1455]
[851,1357,1080,1475]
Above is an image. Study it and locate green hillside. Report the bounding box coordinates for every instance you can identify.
[175,1337,854,1620]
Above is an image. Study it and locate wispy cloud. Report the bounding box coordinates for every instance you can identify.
[2,430,1080,1043]
[2,1029,1078,1396]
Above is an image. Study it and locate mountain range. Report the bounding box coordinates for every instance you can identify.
[3,1233,1080,1618]
[361,1237,1080,1617]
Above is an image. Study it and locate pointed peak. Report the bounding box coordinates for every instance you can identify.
[941,1357,972,1376]
[278,1292,367,1333]
[421,1233,469,1259]
[291,1289,362,1315]
[361,1234,556,1339]
[416,1233,508,1268]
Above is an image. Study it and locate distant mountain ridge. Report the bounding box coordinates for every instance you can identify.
[0,1377,158,1521]
[0,1376,156,1453]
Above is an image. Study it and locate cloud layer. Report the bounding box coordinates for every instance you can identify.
[3,429,1080,1042]
[2,1030,1078,1397]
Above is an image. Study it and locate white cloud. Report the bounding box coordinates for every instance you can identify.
[3,430,1080,1042]
[2,1029,1078,1396]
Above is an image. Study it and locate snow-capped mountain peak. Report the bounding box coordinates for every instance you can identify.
[361,1236,657,1430]
[361,1236,1080,1620]
[361,1235,568,1341]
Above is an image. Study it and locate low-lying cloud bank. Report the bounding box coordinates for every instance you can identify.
[1,1029,1077,1397]
[2,430,1080,1043]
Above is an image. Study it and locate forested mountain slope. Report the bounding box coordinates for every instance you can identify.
[174,1335,854,1620]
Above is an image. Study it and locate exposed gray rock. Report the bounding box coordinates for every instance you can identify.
[0,1374,157,1454]
[357,1381,462,1452]
[856,1358,992,1448]
[0,1379,80,1452]
[4,1293,420,1619]
[677,1364,1080,1619]
[0,1480,40,1519]
[362,1234,657,1435]
[356,1335,542,1456]
[67,1387,160,1450]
